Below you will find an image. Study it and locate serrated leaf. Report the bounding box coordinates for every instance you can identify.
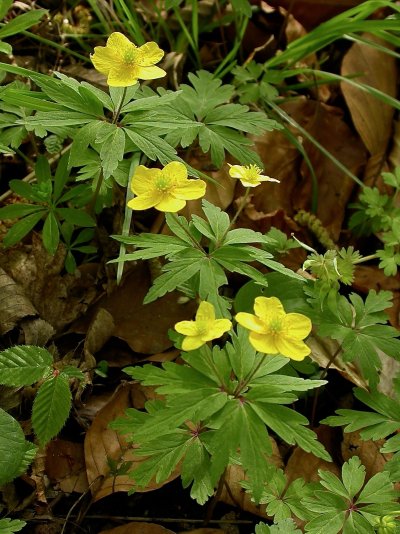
[341,456,365,498]
[0,518,26,533]
[32,375,72,446]
[0,408,36,485]
[0,203,45,219]
[56,207,96,227]
[144,261,202,303]
[98,125,125,179]
[0,346,53,386]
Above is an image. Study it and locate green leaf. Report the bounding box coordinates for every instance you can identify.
[0,345,53,386]
[0,518,26,533]
[144,260,202,304]
[97,124,125,179]
[0,9,47,39]
[32,374,72,446]
[341,456,366,498]
[0,203,45,219]
[42,211,60,255]
[0,408,37,485]
[0,41,12,54]
[0,0,13,20]
[56,207,96,227]
[201,199,230,243]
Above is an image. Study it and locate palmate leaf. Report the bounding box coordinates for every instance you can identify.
[32,374,72,446]
[0,346,53,386]
[163,70,279,167]
[255,519,302,534]
[0,408,37,485]
[0,518,27,533]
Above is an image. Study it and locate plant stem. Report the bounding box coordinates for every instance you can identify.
[353,253,379,264]
[170,212,205,253]
[204,469,226,526]
[112,87,128,124]
[233,353,267,397]
[217,186,251,247]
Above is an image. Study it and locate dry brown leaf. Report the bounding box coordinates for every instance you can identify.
[100,523,175,534]
[84,382,177,501]
[341,431,392,479]
[341,33,397,159]
[219,437,282,518]
[0,236,98,332]
[253,99,366,240]
[179,530,222,533]
[285,427,340,483]
[20,318,54,346]
[307,335,368,389]
[0,267,37,334]
[388,119,400,170]
[45,439,88,493]
[84,307,115,368]
[75,263,197,354]
[266,0,365,30]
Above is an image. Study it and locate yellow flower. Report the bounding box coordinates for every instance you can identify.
[236,296,312,360]
[175,301,232,351]
[90,32,166,87]
[228,164,279,188]
[127,162,206,213]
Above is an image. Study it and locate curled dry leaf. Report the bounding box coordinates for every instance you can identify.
[100,523,175,534]
[0,267,37,334]
[84,382,177,501]
[84,307,115,369]
[307,334,368,389]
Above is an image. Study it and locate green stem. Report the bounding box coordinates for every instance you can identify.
[233,353,267,397]
[353,253,379,264]
[171,212,205,253]
[216,186,251,248]
[112,87,128,124]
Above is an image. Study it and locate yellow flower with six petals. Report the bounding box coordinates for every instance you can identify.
[175,301,232,351]
[228,164,279,187]
[90,32,166,87]
[235,296,311,360]
[127,162,206,213]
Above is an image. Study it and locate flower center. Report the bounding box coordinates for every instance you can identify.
[155,176,173,192]
[267,318,283,336]
[123,48,139,66]
[241,165,262,184]
[196,323,209,337]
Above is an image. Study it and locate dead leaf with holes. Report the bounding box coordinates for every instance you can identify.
[100,523,175,534]
[341,431,392,480]
[84,382,178,501]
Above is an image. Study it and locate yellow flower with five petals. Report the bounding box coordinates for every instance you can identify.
[236,296,311,360]
[127,162,206,213]
[90,32,166,87]
[175,301,232,351]
[228,164,279,187]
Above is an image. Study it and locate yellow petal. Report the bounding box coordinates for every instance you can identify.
[107,32,136,55]
[248,332,279,354]
[107,66,140,87]
[196,301,215,323]
[175,320,198,336]
[284,313,312,339]
[204,319,232,341]
[275,336,310,360]
[90,46,120,75]
[254,296,285,321]
[137,42,164,65]
[235,312,268,334]
[228,165,247,180]
[155,195,186,212]
[137,65,167,80]
[162,162,188,183]
[238,179,261,188]
[182,335,205,351]
[174,180,206,200]
[131,166,160,195]
[127,191,161,210]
